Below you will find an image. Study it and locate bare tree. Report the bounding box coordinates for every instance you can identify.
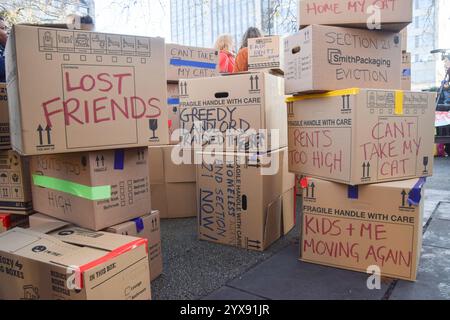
[0,0,94,26]
[262,0,297,35]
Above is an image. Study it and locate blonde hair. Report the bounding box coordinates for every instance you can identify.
[215,34,234,52]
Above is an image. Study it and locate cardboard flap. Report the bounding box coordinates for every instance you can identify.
[31,220,73,234]
[51,246,107,268]
[0,228,43,252]
[2,228,81,264]
[281,188,296,235]
[48,226,141,252]
[263,196,282,249]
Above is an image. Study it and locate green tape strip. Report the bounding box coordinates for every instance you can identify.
[32,175,111,201]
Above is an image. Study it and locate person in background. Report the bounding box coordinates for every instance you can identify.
[233,27,262,73]
[0,16,8,83]
[214,34,235,74]
[66,14,95,31]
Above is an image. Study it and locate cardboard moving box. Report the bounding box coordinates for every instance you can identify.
[167,83,181,144]
[298,0,412,32]
[106,210,162,281]
[0,83,10,150]
[197,148,296,251]
[300,177,425,281]
[166,44,219,82]
[402,52,412,91]
[6,24,168,156]
[0,227,150,300]
[29,210,163,282]
[0,213,29,233]
[179,72,287,152]
[30,147,150,230]
[287,89,436,185]
[0,150,33,214]
[148,145,196,219]
[248,36,284,73]
[284,25,402,94]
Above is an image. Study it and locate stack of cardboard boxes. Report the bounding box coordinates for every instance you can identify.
[286,0,435,281]
[0,83,33,217]
[179,48,296,251]
[0,25,168,299]
[148,44,219,219]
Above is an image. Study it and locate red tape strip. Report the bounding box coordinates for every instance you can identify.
[0,214,11,229]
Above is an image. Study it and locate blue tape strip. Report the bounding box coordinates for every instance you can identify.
[132,217,144,233]
[170,58,217,69]
[348,185,359,199]
[408,177,427,206]
[167,98,180,105]
[114,149,125,170]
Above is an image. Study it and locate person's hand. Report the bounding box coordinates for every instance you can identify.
[0,30,7,47]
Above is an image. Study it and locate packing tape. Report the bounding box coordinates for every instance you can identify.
[170,58,217,70]
[348,185,359,199]
[395,90,404,115]
[167,98,180,105]
[32,175,111,201]
[114,149,125,170]
[408,177,427,206]
[286,88,360,103]
[132,217,144,233]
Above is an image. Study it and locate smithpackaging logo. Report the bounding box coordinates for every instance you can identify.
[328,49,391,68]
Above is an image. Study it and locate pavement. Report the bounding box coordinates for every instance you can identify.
[151,157,450,300]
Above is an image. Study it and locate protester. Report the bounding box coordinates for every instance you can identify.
[233,27,262,73]
[443,81,450,104]
[0,16,8,83]
[214,34,235,74]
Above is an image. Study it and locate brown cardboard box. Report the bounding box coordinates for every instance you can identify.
[298,0,412,32]
[300,177,425,281]
[401,28,408,52]
[197,148,296,251]
[248,36,284,73]
[167,83,181,144]
[106,210,162,281]
[0,227,151,299]
[0,83,10,150]
[166,44,219,82]
[148,145,196,218]
[0,150,33,214]
[30,147,150,230]
[284,25,402,94]
[179,72,287,152]
[402,52,411,91]
[0,213,29,233]
[287,88,436,185]
[29,210,163,282]
[5,24,168,156]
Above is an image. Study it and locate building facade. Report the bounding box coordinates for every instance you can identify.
[409,0,450,90]
[170,0,296,50]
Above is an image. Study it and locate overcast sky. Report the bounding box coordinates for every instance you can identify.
[94,0,171,41]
